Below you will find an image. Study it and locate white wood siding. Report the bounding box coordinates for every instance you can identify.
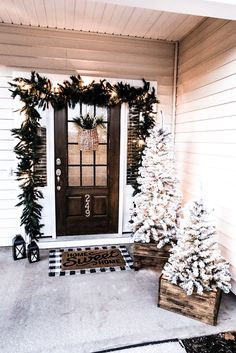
[0,24,175,124]
[176,18,236,294]
[0,24,175,245]
[0,68,21,245]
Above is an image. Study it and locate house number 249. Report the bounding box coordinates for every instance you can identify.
[85,194,91,218]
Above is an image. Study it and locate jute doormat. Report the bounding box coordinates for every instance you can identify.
[48,245,133,277]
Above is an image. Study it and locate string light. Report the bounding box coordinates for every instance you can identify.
[10,71,158,245]
[138,139,145,147]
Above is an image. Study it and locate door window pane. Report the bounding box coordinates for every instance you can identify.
[81,104,94,116]
[97,125,107,143]
[68,166,81,186]
[82,166,94,186]
[96,145,107,165]
[96,107,108,122]
[68,122,78,143]
[68,144,80,165]
[95,166,107,186]
[82,151,94,165]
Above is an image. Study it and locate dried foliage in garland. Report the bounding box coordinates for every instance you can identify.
[73,113,105,129]
[9,71,158,241]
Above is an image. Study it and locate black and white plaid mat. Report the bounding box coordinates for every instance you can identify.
[48,245,133,277]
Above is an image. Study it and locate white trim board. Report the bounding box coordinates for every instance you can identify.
[38,233,133,249]
[119,103,129,234]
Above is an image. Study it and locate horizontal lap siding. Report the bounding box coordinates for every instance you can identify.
[0,70,20,245]
[0,24,175,125]
[0,24,175,245]
[176,18,236,294]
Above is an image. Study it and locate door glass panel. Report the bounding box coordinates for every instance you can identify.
[96,145,107,164]
[96,107,108,122]
[82,166,94,186]
[97,125,107,143]
[95,166,107,186]
[68,105,109,188]
[68,145,80,164]
[82,151,94,165]
[81,104,94,116]
[68,166,80,186]
[68,122,78,143]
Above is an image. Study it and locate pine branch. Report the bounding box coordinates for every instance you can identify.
[9,71,158,241]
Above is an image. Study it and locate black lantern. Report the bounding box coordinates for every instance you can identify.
[12,234,26,260]
[28,241,40,263]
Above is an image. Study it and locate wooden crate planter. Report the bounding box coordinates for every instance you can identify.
[132,243,171,271]
[158,275,222,325]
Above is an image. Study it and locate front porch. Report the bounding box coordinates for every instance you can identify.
[1,247,235,353]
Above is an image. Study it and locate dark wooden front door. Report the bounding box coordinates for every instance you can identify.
[54,105,120,236]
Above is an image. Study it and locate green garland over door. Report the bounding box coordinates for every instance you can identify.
[10,71,158,241]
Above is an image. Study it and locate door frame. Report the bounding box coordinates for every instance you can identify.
[51,103,128,238]
[54,104,122,236]
[38,78,154,240]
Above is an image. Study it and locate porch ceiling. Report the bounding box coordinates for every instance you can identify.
[0,0,205,41]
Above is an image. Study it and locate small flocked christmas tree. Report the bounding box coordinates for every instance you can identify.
[130,125,182,248]
[163,199,231,295]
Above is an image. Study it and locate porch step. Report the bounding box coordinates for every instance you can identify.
[38,233,133,249]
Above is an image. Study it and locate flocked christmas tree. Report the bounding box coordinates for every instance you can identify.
[163,199,231,295]
[130,125,182,248]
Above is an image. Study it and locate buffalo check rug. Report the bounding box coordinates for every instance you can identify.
[48,245,133,277]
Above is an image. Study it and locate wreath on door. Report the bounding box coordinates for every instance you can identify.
[73,113,105,151]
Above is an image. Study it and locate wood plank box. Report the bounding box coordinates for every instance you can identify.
[132,243,171,271]
[158,275,222,325]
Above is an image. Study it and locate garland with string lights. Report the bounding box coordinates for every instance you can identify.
[10,71,158,241]
[11,107,44,240]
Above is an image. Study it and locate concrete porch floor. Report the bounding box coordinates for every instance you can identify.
[0,247,236,353]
